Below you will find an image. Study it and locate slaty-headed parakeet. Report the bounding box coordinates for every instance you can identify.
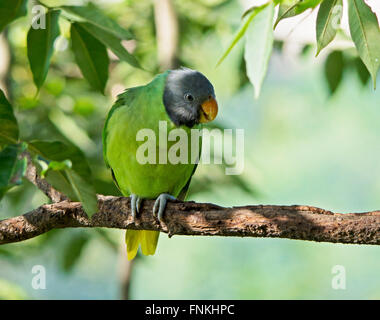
[103,68,218,260]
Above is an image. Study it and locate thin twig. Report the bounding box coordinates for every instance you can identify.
[23,152,68,203]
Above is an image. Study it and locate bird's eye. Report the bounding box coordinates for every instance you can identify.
[184,93,194,101]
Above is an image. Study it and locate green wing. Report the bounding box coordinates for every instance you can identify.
[177,137,202,201]
[102,88,138,168]
[177,163,197,200]
[102,72,169,169]
[102,88,140,191]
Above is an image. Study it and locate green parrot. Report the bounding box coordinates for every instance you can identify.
[102,68,218,260]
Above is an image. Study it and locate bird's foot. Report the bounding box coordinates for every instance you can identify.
[130,194,143,221]
[153,193,176,221]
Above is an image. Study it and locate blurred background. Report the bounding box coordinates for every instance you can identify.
[0,0,379,299]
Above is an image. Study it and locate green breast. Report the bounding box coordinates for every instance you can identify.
[103,72,200,198]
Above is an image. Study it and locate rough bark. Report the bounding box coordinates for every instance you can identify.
[24,153,69,203]
[0,195,379,245]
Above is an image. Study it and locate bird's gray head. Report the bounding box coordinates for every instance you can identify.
[163,68,218,128]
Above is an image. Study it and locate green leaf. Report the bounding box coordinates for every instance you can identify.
[244,2,275,99]
[324,50,344,94]
[70,23,109,93]
[348,0,380,88]
[0,90,19,148]
[62,232,89,272]
[274,0,302,29]
[217,3,269,67]
[354,56,370,86]
[296,0,322,13]
[0,0,28,33]
[61,3,133,40]
[40,159,72,178]
[65,170,97,214]
[28,140,98,216]
[0,143,27,200]
[242,6,256,20]
[242,0,281,19]
[274,0,321,29]
[78,22,141,69]
[27,9,60,90]
[316,0,343,56]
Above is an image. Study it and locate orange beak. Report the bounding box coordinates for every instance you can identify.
[199,97,218,123]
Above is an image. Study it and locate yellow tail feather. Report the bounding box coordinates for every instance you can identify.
[125,230,160,260]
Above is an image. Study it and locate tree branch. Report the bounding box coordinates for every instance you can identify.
[0,195,379,245]
[24,152,68,203]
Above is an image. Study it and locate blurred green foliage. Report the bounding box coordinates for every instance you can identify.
[0,0,379,299]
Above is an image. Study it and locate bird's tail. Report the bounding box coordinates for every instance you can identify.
[125,230,160,260]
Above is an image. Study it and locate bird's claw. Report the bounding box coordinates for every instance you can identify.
[153,193,176,221]
[130,194,142,221]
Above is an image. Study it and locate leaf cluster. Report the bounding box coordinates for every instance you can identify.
[218,0,380,97]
